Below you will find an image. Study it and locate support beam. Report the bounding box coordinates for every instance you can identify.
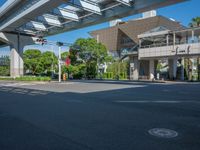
[115,0,132,6]
[0,0,65,31]
[54,8,79,21]
[168,58,177,80]
[38,14,62,27]
[26,21,47,31]
[69,0,101,15]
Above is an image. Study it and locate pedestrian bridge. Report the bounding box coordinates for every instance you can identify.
[139,42,200,59]
[138,27,200,59]
[0,0,187,77]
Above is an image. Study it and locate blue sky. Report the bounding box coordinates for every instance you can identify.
[0,0,200,56]
[46,0,200,44]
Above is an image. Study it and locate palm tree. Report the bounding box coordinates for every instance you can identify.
[189,17,200,80]
[189,17,200,27]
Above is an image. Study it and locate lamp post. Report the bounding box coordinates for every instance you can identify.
[57,42,64,83]
[51,45,54,79]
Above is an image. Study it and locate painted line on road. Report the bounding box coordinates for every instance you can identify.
[114,100,200,104]
[0,83,37,87]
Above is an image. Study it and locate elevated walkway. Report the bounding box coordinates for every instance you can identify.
[138,27,200,59]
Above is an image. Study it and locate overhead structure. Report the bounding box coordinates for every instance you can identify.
[0,0,188,37]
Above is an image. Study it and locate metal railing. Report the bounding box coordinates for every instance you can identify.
[140,39,200,49]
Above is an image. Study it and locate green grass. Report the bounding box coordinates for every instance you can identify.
[0,77,14,81]
[15,76,51,81]
[0,76,51,81]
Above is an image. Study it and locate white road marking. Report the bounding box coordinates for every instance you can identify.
[0,82,36,87]
[148,128,178,138]
[115,100,200,104]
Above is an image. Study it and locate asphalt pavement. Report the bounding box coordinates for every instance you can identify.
[0,80,200,150]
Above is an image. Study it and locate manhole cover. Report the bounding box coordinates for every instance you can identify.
[148,128,178,138]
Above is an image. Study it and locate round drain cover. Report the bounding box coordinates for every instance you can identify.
[148,128,178,138]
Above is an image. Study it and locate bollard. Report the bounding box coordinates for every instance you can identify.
[63,74,66,81]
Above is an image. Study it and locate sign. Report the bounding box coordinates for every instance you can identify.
[65,56,71,66]
[130,63,134,68]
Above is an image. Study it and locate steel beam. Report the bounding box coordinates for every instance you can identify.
[38,14,62,27]
[54,8,79,21]
[26,21,47,31]
[115,0,132,6]
[68,0,101,15]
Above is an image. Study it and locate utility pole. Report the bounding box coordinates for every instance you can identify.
[59,46,61,83]
[57,42,64,83]
[51,45,54,79]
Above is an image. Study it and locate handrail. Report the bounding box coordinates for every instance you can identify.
[140,40,200,49]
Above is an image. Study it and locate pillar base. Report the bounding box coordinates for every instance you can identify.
[10,68,24,77]
[130,56,139,80]
[168,58,177,80]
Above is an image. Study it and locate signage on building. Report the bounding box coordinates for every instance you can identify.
[130,63,134,68]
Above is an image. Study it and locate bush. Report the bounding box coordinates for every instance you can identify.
[0,77,14,81]
[107,61,129,80]
[15,76,51,81]
[0,66,10,76]
[120,72,127,80]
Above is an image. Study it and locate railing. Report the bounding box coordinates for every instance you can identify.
[140,40,200,49]
[139,41,200,59]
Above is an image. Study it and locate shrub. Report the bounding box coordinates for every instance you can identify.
[0,66,10,76]
[15,76,51,81]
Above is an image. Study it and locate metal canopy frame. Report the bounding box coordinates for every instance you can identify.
[0,0,188,37]
[18,0,133,36]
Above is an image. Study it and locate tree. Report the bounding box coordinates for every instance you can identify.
[189,17,200,27]
[23,49,58,75]
[61,51,69,61]
[70,38,108,78]
[0,56,10,76]
[189,17,200,80]
[40,51,58,72]
[23,49,43,75]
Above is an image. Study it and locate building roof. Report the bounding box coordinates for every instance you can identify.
[90,16,185,51]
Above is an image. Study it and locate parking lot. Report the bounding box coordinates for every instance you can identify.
[0,80,200,150]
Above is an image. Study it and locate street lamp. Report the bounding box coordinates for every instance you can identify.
[56,42,64,83]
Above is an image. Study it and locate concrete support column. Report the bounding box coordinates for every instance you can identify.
[10,45,24,77]
[10,33,25,77]
[0,32,35,77]
[149,59,155,80]
[180,58,185,81]
[168,58,177,80]
[129,56,139,80]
